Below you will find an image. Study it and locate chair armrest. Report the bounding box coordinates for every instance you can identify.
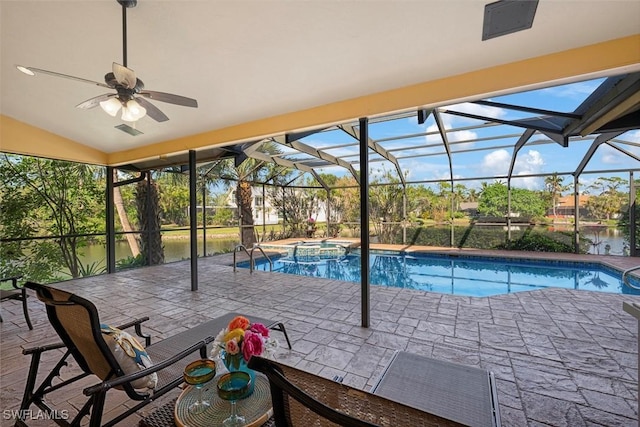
[1,275,24,290]
[114,316,149,330]
[83,334,216,396]
[22,341,67,355]
[114,316,152,347]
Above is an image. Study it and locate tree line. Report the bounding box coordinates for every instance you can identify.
[1,153,636,283]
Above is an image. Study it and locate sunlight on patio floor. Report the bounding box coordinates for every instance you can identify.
[1,249,638,426]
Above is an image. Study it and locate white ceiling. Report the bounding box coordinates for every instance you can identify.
[1,0,639,156]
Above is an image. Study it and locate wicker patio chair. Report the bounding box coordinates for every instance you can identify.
[16,282,216,427]
[248,356,465,427]
[0,275,32,329]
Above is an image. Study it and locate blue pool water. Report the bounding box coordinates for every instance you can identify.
[246,250,640,297]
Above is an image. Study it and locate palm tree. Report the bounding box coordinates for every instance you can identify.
[544,173,565,218]
[587,176,628,221]
[207,142,282,246]
[135,175,164,265]
[113,169,140,257]
[479,181,490,198]
[467,188,479,203]
[453,183,467,211]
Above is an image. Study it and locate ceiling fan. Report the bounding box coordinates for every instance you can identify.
[16,0,197,124]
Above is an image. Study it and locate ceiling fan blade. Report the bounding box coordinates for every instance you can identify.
[76,93,117,109]
[112,62,137,89]
[139,90,198,108]
[136,97,169,122]
[20,66,111,88]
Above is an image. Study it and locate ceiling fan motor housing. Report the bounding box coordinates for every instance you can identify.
[104,72,144,92]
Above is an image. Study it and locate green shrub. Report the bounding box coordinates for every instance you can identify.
[497,231,588,253]
[401,225,511,249]
[398,225,589,253]
[116,254,146,270]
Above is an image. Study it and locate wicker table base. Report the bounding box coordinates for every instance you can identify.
[139,398,178,427]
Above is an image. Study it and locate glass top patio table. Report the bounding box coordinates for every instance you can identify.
[174,374,273,427]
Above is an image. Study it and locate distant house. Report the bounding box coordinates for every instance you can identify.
[227,188,280,225]
[459,202,478,217]
[226,187,328,225]
[553,195,591,217]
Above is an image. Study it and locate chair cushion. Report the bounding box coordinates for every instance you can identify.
[101,324,158,390]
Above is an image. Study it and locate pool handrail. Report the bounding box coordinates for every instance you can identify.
[622,265,640,291]
[250,244,273,272]
[233,244,251,272]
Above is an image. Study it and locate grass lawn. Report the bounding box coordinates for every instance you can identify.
[159,223,298,239]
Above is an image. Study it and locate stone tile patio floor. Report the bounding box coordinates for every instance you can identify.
[1,250,639,426]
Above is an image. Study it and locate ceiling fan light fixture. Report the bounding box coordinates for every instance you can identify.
[121,99,146,122]
[99,97,122,116]
[16,65,35,76]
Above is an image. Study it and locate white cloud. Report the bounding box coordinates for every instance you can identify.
[481,149,510,175]
[424,121,479,147]
[432,171,465,182]
[600,145,624,165]
[449,129,478,144]
[325,146,359,158]
[516,150,544,171]
[480,149,545,190]
[425,123,443,144]
[541,81,600,100]
[402,159,451,182]
[410,102,507,127]
[625,130,640,143]
[512,150,544,190]
[445,102,507,120]
[415,103,505,146]
[598,132,640,165]
[406,115,419,125]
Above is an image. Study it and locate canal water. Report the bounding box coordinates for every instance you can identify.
[81,237,239,267]
[78,227,628,271]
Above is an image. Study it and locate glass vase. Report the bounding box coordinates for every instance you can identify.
[220,350,256,398]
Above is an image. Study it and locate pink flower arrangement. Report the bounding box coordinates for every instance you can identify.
[211,316,278,364]
[241,330,264,361]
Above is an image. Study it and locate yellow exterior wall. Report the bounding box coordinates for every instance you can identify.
[1,116,107,165]
[2,34,639,166]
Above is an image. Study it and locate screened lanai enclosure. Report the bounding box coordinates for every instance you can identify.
[2,70,639,291]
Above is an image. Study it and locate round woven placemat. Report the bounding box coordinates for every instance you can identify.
[175,375,272,427]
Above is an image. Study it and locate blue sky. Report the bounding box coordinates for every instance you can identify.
[292,76,640,194]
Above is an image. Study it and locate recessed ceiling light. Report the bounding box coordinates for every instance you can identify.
[16,65,35,76]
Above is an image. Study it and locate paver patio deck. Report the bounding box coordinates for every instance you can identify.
[1,250,639,426]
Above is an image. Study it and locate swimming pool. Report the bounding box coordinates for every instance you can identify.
[246,250,640,297]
